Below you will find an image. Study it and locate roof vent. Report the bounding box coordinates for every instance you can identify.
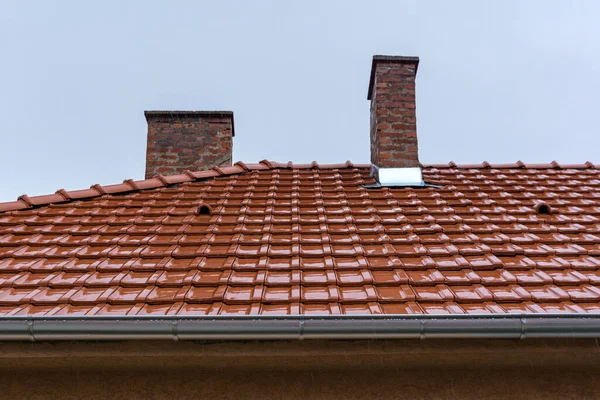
[197,204,212,216]
[535,203,552,215]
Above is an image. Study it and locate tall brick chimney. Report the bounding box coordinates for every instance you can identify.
[144,111,234,178]
[368,55,423,186]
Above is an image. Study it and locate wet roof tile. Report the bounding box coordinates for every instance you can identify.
[1,161,600,314]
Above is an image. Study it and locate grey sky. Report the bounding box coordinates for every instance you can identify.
[1,1,599,202]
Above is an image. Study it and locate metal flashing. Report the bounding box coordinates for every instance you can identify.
[369,165,433,187]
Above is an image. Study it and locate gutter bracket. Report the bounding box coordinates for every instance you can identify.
[299,319,305,341]
[520,317,526,340]
[172,319,179,342]
[27,315,35,342]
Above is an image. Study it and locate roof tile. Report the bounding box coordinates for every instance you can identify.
[1,162,600,314]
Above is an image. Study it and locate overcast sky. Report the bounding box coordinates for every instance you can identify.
[1,1,599,201]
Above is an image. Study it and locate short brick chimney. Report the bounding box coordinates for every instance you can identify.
[368,55,423,186]
[144,111,234,178]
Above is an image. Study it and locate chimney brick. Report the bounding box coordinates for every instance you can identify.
[368,56,420,170]
[144,111,234,179]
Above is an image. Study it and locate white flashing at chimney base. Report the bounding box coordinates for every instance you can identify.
[370,165,425,187]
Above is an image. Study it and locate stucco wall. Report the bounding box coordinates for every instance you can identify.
[1,339,599,399]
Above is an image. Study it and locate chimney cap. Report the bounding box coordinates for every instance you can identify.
[144,110,235,136]
[367,55,420,100]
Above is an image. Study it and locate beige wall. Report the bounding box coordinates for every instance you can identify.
[1,339,599,399]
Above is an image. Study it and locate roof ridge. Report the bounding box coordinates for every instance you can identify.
[422,161,597,170]
[0,160,368,213]
[1,160,596,213]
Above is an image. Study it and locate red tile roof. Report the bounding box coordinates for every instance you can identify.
[1,160,600,316]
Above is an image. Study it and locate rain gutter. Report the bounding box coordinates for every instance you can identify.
[1,314,600,341]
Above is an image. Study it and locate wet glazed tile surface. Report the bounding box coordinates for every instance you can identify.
[1,161,600,314]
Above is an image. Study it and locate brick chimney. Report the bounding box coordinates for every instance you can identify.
[144,111,234,178]
[368,55,423,186]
